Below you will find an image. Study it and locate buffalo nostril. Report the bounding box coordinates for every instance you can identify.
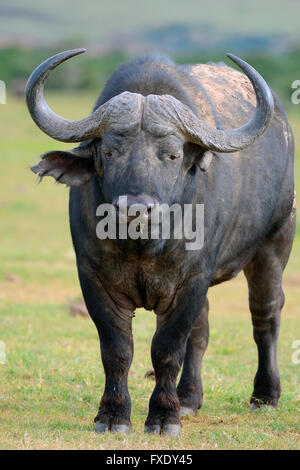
[113,195,156,221]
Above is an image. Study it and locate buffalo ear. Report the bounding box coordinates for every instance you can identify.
[185,143,214,172]
[198,150,214,172]
[31,148,94,187]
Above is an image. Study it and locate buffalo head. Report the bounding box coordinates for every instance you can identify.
[27,49,274,218]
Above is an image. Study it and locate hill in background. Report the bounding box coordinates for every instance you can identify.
[0,0,300,55]
[0,0,299,111]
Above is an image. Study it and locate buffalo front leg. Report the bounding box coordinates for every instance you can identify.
[145,284,208,437]
[177,298,209,416]
[78,269,134,434]
[244,208,296,410]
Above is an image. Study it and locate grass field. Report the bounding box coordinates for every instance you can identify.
[0,93,299,450]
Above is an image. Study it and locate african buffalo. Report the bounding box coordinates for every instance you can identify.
[26,49,295,437]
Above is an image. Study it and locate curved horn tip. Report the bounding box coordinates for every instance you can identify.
[26,47,87,88]
[226,53,247,68]
[226,52,238,60]
[181,52,274,152]
[25,47,93,143]
[52,48,87,61]
[65,48,87,56]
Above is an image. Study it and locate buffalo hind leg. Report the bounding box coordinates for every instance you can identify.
[78,269,133,434]
[244,209,295,410]
[177,298,209,417]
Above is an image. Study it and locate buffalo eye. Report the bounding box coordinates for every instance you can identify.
[103,150,113,159]
[167,154,180,161]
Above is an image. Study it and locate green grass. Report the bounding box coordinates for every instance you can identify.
[0,94,299,449]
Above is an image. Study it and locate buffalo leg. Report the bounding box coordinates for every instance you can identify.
[244,209,296,409]
[145,284,208,437]
[78,269,133,434]
[177,298,209,416]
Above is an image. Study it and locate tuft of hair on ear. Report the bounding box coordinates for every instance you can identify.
[30,150,94,187]
[29,169,44,185]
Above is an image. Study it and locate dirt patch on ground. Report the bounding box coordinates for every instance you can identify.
[0,280,79,304]
[284,275,300,287]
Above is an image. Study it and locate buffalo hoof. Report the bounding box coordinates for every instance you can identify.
[94,422,109,434]
[145,423,181,438]
[95,421,131,434]
[180,406,196,417]
[162,424,181,438]
[250,403,277,412]
[111,424,131,434]
[145,424,161,434]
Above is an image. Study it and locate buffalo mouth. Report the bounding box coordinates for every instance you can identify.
[97,200,189,245]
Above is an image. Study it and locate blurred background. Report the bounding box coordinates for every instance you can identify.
[0,0,299,450]
[0,0,300,108]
